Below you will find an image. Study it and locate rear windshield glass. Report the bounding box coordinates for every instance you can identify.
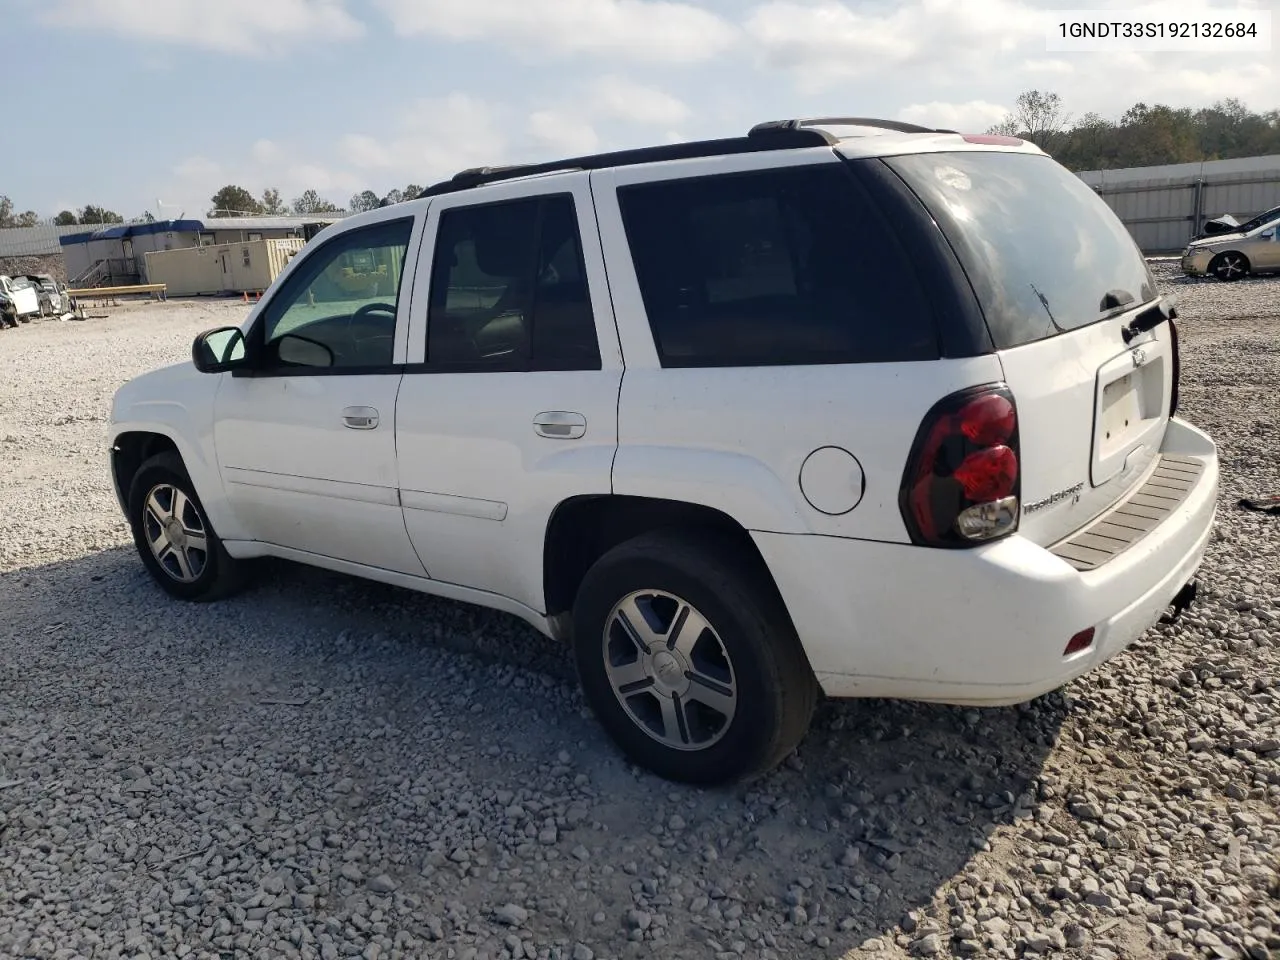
[883,151,1157,350]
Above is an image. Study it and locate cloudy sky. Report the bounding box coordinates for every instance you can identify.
[6,0,1277,219]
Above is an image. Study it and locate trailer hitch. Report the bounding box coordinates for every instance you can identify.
[1159,579,1198,625]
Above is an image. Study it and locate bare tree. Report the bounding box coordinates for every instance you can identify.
[987,90,1072,150]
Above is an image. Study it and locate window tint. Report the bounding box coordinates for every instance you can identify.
[883,152,1158,350]
[427,194,601,369]
[259,218,413,369]
[616,164,938,367]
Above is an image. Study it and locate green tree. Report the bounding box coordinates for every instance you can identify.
[291,189,340,215]
[14,211,39,227]
[54,210,79,226]
[77,205,124,225]
[402,183,423,201]
[261,188,285,215]
[209,184,263,217]
[382,188,404,205]
[349,189,381,212]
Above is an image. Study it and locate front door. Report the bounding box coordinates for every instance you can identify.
[1253,217,1280,269]
[395,174,622,612]
[213,213,427,575]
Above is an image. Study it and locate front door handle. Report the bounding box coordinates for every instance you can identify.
[342,406,380,430]
[533,411,586,439]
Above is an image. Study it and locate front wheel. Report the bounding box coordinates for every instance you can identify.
[127,452,245,601]
[1209,251,1250,281]
[572,530,818,785]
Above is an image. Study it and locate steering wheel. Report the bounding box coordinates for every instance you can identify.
[347,302,398,364]
[352,302,397,322]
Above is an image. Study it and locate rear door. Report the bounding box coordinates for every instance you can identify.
[880,149,1174,546]
[394,173,622,613]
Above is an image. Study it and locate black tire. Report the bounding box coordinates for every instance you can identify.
[1209,251,1250,281]
[127,451,245,602]
[572,529,818,785]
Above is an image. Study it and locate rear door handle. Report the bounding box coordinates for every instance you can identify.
[533,411,586,439]
[342,406,380,430]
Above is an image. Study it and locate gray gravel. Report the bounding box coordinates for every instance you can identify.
[2,271,1279,960]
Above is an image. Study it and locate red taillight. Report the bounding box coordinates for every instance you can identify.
[900,384,1021,548]
[954,446,1018,501]
[957,394,1016,446]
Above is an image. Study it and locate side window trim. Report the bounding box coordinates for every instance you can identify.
[234,214,421,378]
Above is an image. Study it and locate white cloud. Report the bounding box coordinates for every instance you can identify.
[339,93,509,182]
[1021,58,1075,75]
[374,0,736,62]
[173,157,224,183]
[528,111,602,156]
[588,76,692,126]
[897,101,1013,132]
[40,0,363,55]
[744,0,1047,91]
[251,140,284,165]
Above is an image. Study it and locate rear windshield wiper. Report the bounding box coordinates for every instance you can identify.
[1121,298,1175,343]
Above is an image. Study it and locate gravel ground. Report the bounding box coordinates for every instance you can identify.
[1,272,1278,960]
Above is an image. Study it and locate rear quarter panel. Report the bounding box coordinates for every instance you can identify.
[590,155,1005,539]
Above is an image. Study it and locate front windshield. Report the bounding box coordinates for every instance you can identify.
[1239,205,1280,233]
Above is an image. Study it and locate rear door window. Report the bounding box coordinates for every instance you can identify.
[616,165,938,367]
[883,151,1158,350]
[426,194,602,370]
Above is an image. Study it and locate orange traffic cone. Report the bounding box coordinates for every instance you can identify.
[241,291,249,303]
[256,291,262,301]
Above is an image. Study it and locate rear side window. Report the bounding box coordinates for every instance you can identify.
[426,194,602,370]
[883,151,1158,350]
[616,164,938,367]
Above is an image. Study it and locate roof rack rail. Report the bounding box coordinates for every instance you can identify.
[749,117,942,136]
[415,128,834,199]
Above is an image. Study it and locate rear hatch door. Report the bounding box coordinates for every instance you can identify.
[880,149,1174,547]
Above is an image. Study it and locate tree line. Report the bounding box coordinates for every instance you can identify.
[206,183,425,218]
[1,197,125,228]
[988,90,1280,170]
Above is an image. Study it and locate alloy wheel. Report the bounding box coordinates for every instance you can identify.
[602,589,738,751]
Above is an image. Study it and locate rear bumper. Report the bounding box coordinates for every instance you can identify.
[754,417,1219,706]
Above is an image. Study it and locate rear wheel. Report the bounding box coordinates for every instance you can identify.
[572,530,817,785]
[1209,251,1250,281]
[127,452,245,601]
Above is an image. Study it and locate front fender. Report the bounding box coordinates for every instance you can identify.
[108,371,247,542]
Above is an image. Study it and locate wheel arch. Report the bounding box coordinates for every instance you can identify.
[542,494,798,631]
[109,425,242,539]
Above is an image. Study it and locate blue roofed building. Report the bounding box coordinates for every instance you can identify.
[56,215,346,287]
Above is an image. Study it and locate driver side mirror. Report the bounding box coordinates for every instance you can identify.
[1262,229,1275,239]
[192,326,247,373]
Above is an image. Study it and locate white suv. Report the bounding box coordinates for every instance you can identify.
[108,117,1219,784]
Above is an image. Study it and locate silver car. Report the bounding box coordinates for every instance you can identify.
[1181,207,1280,281]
